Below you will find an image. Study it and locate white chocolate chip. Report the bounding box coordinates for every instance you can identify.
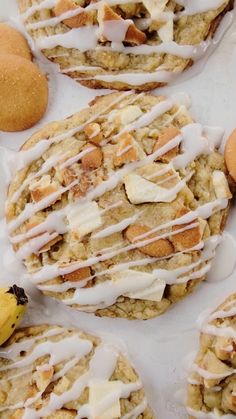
[66,201,102,237]
[212,170,232,199]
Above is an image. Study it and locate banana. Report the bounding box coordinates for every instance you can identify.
[0,285,28,346]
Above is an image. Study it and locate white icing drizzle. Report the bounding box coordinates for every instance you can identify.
[155,172,178,186]
[118,99,174,135]
[0,335,92,372]
[0,327,145,418]
[92,211,143,239]
[38,257,159,292]
[37,26,99,52]
[96,41,208,59]
[21,0,57,21]
[15,91,133,171]
[23,0,141,28]
[26,7,95,30]
[10,151,71,204]
[10,201,122,245]
[0,328,62,359]
[81,69,176,85]
[0,367,33,383]
[132,199,228,242]
[116,143,133,157]
[11,95,210,188]
[52,356,78,381]
[100,19,132,43]
[8,100,181,234]
[15,231,59,260]
[59,145,95,169]
[144,163,173,180]
[200,305,236,340]
[62,243,208,308]
[36,25,210,60]
[191,363,236,380]
[61,64,101,72]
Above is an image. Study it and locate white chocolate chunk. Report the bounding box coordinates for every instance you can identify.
[29,174,51,190]
[202,350,233,388]
[108,105,142,125]
[143,0,168,16]
[89,380,121,419]
[124,173,174,204]
[119,105,143,125]
[158,20,173,42]
[212,170,232,199]
[66,202,102,237]
[124,278,166,301]
[112,269,165,301]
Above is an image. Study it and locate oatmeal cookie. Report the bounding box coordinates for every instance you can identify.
[187,293,236,418]
[17,0,234,91]
[0,324,153,418]
[6,92,233,319]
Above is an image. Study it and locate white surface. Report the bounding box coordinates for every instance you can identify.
[1,2,236,418]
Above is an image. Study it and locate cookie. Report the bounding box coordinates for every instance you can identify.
[6,92,233,320]
[0,324,153,418]
[0,23,31,60]
[0,54,48,132]
[186,293,236,418]
[17,0,233,91]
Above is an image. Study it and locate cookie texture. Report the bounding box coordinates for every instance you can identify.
[187,294,236,418]
[0,23,31,60]
[6,92,232,319]
[0,54,48,132]
[0,324,153,418]
[17,0,233,91]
